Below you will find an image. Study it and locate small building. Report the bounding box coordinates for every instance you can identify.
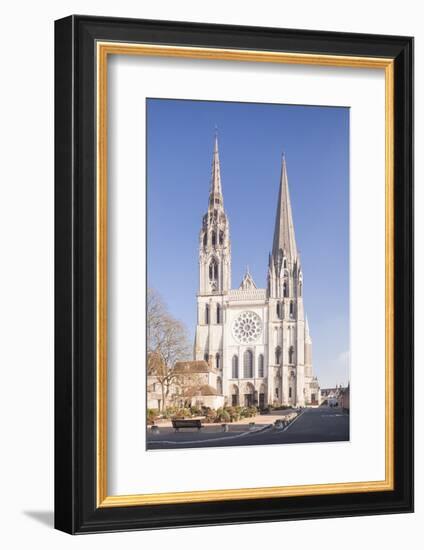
[307,377,320,406]
[147,359,225,411]
[320,385,349,407]
[172,360,225,409]
[147,380,163,410]
[339,384,350,412]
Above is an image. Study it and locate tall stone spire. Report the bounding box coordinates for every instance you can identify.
[272,154,297,261]
[305,315,312,343]
[209,133,223,208]
[198,132,231,295]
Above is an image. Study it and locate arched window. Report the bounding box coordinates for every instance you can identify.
[283,281,288,298]
[289,346,295,364]
[289,301,294,318]
[216,303,221,324]
[275,346,281,365]
[258,354,264,377]
[205,304,210,324]
[232,355,239,378]
[217,376,223,395]
[277,302,283,319]
[299,281,302,297]
[243,350,253,378]
[216,353,221,370]
[219,230,224,245]
[283,258,287,268]
[211,231,216,246]
[203,233,207,246]
[209,258,218,281]
[204,352,209,363]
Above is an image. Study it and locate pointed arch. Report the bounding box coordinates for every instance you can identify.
[231,384,239,406]
[232,355,239,378]
[211,230,217,246]
[216,303,221,324]
[209,257,218,281]
[215,352,221,370]
[258,354,264,377]
[243,382,255,407]
[275,346,281,365]
[243,349,253,378]
[205,303,210,324]
[289,345,295,364]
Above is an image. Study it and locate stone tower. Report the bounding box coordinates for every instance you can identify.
[267,154,309,406]
[194,135,231,380]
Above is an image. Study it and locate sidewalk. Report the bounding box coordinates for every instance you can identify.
[148,408,299,438]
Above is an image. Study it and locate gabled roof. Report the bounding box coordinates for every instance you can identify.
[239,266,257,290]
[185,384,218,397]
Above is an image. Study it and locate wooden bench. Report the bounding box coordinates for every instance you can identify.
[172,419,202,432]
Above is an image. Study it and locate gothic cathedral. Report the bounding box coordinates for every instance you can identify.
[194,136,320,408]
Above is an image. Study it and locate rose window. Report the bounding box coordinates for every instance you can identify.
[232,311,262,343]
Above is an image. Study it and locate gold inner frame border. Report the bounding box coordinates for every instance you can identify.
[96,42,394,508]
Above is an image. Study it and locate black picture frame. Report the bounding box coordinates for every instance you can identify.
[55,14,414,534]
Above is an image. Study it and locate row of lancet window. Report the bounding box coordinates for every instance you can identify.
[276,301,295,319]
[275,345,295,365]
[203,231,224,246]
[205,348,295,376]
[231,352,265,379]
[279,281,302,299]
[205,303,221,324]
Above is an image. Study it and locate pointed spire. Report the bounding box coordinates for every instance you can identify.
[305,315,312,343]
[272,153,297,261]
[209,131,223,207]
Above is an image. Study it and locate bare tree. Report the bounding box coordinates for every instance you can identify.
[172,371,204,407]
[147,288,191,410]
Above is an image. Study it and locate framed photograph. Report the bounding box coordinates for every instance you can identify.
[54,15,413,533]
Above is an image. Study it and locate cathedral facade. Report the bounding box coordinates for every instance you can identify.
[194,136,320,408]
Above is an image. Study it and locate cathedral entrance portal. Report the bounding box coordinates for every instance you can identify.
[243,383,255,407]
[259,383,266,409]
[231,385,239,406]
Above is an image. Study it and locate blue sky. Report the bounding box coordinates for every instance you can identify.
[147,98,349,388]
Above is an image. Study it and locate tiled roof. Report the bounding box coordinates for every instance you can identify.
[186,384,218,397]
[174,360,213,374]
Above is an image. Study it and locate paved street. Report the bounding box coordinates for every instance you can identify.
[147,407,349,450]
